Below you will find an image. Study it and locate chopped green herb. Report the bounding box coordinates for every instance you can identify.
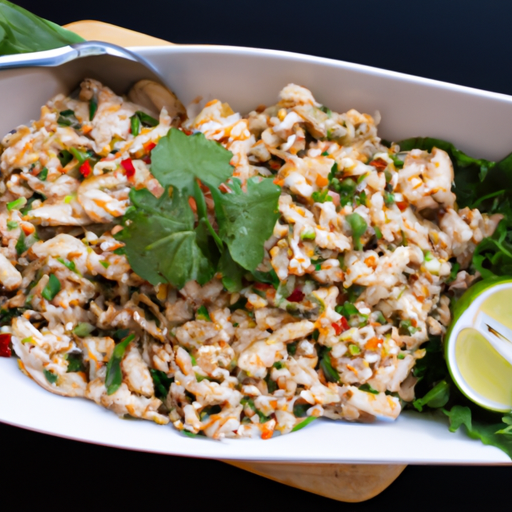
[328,161,338,182]
[390,154,404,168]
[41,274,61,301]
[38,167,48,181]
[113,328,130,341]
[319,347,340,383]
[130,113,141,136]
[15,231,26,255]
[105,333,135,395]
[300,228,316,241]
[150,368,173,400]
[7,221,18,230]
[287,341,298,356]
[66,355,84,373]
[348,344,361,356]
[89,95,98,121]
[397,353,405,360]
[399,319,419,336]
[384,191,395,206]
[21,336,33,344]
[293,402,309,417]
[43,369,58,384]
[7,197,27,211]
[136,110,158,127]
[291,416,318,432]
[273,361,285,369]
[57,257,78,273]
[265,373,277,393]
[359,383,379,394]
[374,311,386,324]
[100,260,110,269]
[69,147,88,164]
[196,305,211,322]
[346,212,367,250]
[447,262,460,283]
[73,323,95,337]
[311,189,333,203]
[374,226,382,239]
[335,302,359,317]
[58,150,73,167]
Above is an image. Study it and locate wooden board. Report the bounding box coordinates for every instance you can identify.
[63,19,407,502]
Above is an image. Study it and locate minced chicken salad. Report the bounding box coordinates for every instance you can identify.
[0,79,500,440]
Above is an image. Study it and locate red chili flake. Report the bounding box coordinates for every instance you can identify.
[79,160,92,178]
[332,316,349,335]
[369,158,388,171]
[121,158,136,179]
[0,333,12,358]
[396,201,408,211]
[254,282,272,291]
[144,141,156,153]
[269,159,282,171]
[142,156,152,164]
[287,289,305,302]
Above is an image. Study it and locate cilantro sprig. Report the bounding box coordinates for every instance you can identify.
[116,128,281,290]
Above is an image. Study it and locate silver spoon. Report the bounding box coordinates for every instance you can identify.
[0,40,186,128]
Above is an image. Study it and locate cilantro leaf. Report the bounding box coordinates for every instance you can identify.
[151,128,234,194]
[116,187,213,288]
[210,177,281,271]
[105,334,135,395]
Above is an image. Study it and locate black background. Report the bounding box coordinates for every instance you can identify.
[3,0,512,508]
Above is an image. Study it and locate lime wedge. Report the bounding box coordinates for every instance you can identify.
[446,276,512,412]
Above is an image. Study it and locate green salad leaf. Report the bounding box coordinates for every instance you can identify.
[150,128,234,194]
[116,188,213,288]
[0,0,84,55]
[443,406,512,459]
[211,177,281,271]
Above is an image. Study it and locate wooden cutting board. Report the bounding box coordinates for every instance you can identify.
[63,19,407,503]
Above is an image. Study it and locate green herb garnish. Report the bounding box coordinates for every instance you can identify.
[105,333,135,395]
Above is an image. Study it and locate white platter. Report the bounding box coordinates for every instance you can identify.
[1,44,512,464]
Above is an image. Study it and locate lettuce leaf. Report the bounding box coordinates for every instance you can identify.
[0,0,83,55]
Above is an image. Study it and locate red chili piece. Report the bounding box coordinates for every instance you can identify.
[121,158,136,179]
[79,160,92,178]
[332,316,349,335]
[369,158,388,171]
[145,142,156,152]
[0,333,12,358]
[287,289,305,302]
[396,201,408,211]
[254,282,272,291]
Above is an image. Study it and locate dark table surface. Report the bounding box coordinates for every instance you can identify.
[4,0,512,507]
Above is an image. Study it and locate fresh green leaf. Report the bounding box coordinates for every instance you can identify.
[0,1,83,55]
[41,274,61,301]
[413,380,450,412]
[335,302,359,317]
[219,250,244,293]
[105,333,135,395]
[443,406,512,459]
[58,150,73,167]
[57,257,78,273]
[346,212,367,250]
[211,177,281,271]
[150,128,233,194]
[116,187,213,288]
